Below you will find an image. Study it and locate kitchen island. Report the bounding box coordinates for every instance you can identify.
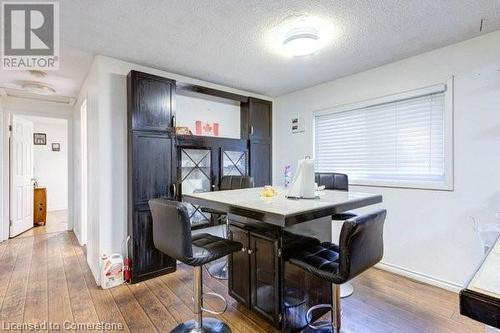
[460,237,500,331]
[184,187,382,332]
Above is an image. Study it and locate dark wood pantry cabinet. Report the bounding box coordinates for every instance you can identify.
[242,98,273,186]
[127,71,177,282]
[127,70,273,283]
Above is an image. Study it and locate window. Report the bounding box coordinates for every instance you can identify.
[314,83,453,190]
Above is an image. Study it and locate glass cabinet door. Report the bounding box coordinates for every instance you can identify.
[222,150,248,176]
[180,148,212,228]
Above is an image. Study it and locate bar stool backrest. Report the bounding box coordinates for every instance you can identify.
[220,175,254,191]
[315,172,349,191]
[338,209,386,282]
[149,199,192,262]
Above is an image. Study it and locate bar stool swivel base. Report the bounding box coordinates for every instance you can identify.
[171,318,231,333]
[303,321,346,333]
[340,282,354,298]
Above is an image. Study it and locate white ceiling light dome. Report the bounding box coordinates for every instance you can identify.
[267,14,337,58]
[282,27,321,57]
[21,81,56,95]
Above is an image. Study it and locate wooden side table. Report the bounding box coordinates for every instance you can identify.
[34,188,47,226]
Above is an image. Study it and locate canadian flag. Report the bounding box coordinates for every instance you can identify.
[195,121,219,136]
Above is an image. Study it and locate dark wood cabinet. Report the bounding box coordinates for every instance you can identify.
[127,70,272,283]
[128,71,176,283]
[175,136,248,229]
[228,225,251,306]
[250,233,280,324]
[246,98,272,186]
[228,223,281,326]
[132,132,174,204]
[129,71,175,132]
[249,98,272,140]
[132,208,176,277]
[250,140,272,187]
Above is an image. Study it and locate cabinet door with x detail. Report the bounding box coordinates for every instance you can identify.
[178,147,213,228]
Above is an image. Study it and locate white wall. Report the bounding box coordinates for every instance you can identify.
[274,31,500,290]
[73,58,99,274]
[75,55,272,282]
[0,99,4,241]
[23,117,68,211]
[0,97,74,241]
[176,93,241,138]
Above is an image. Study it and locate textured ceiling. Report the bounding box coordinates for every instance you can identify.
[61,1,500,96]
[0,46,94,98]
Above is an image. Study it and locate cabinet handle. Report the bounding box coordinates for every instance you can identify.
[247,249,253,255]
[172,115,176,128]
[241,247,247,253]
[250,125,254,136]
[172,183,177,199]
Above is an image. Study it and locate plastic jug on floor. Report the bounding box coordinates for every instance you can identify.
[99,253,124,289]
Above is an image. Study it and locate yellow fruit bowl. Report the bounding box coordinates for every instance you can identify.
[261,186,277,198]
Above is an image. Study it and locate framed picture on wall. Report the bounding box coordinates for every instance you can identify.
[33,133,46,145]
[52,143,60,151]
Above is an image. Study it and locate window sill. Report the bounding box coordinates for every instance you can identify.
[349,180,454,191]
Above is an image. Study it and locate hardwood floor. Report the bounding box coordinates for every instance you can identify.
[16,210,69,238]
[0,231,485,333]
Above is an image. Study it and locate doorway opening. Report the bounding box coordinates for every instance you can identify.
[9,115,69,238]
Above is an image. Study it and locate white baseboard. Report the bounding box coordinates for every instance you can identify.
[48,207,68,212]
[375,261,462,293]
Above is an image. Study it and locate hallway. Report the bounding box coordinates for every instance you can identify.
[15,210,68,239]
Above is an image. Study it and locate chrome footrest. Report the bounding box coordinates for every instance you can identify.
[306,303,344,330]
[306,304,334,329]
[192,292,228,315]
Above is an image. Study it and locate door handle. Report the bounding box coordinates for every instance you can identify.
[172,115,176,129]
[250,125,254,136]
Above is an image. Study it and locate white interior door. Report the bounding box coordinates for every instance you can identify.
[10,115,35,237]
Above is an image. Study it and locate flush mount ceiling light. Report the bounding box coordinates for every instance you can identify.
[282,27,321,57]
[21,81,56,95]
[267,15,337,58]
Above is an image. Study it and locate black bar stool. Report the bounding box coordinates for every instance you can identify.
[315,172,357,222]
[150,199,243,333]
[201,175,254,280]
[315,172,357,298]
[289,209,387,333]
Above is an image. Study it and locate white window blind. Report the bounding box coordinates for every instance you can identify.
[314,89,450,188]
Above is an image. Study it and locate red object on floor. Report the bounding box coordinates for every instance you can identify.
[123,257,131,282]
[123,235,132,282]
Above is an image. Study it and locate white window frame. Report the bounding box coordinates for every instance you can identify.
[313,78,454,191]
